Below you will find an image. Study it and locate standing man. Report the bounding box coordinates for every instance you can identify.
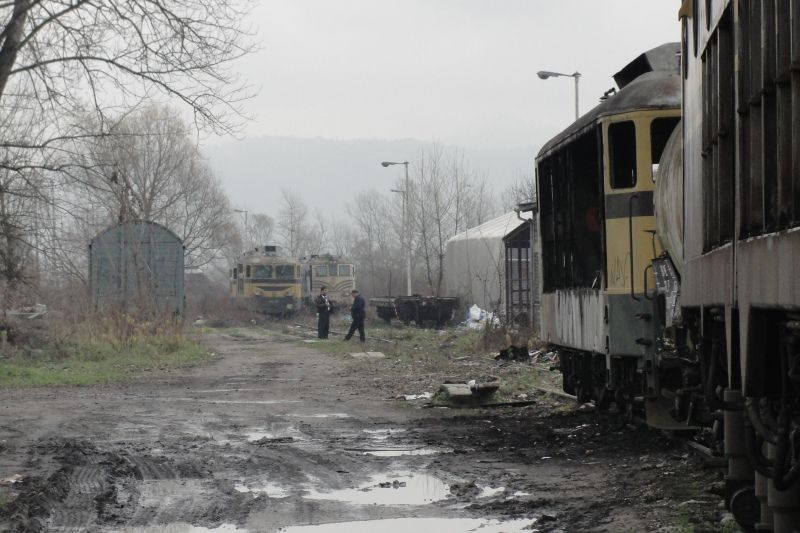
[315,287,331,339]
[344,289,366,343]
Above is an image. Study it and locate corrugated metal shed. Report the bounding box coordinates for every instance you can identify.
[89,221,185,315]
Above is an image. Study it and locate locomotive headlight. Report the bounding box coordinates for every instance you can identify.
[286,303,294,310]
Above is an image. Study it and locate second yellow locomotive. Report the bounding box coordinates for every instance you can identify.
[230,246,355,315]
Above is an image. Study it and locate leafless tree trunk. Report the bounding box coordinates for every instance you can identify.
[277,189,310,258]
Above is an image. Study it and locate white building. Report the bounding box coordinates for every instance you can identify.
[443,211,533,321]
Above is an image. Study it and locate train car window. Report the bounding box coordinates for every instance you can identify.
[253,265,272,278]
[609,121,637,189]
[338,265,352,276]
[314,265,328,277]
[693,0,699,56]
[245,265,251,278]
[650,117,681,181]
[275,265,295,279]
[787,0,800,225]
[539,128,602,291]
[776,0,794,227]
[232,268,237,280]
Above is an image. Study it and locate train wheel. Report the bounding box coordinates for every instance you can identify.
[594,386,612,411]
[574,384,592,404]
[729,486,758,533]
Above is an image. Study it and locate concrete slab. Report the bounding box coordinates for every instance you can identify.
[350,352,386,359]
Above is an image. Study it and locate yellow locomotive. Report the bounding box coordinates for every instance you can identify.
[303,253,355,311]
[230,246,303,315]
[230,247,355,315]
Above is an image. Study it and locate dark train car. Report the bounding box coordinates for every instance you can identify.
[536,4,800,531]
[679,2,800,531]
[535,43,681,416]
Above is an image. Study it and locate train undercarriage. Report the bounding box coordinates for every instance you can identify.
[556,307,800,532]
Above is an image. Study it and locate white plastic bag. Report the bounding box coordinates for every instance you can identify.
[468,304,482,322]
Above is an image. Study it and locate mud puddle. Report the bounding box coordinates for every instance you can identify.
[161,398,302,405]
[234,480,291,498]
[278,517,536,532]
[304,471,450,506]
[357,447,445,457]
[117,525,243,533]
[245,423,303,443]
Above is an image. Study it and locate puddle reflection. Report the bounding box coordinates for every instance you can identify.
[361,448,444,457]
[304,472,450,506]
[234,481,290,498]
[278,517,535,533]
[117,523,244,532]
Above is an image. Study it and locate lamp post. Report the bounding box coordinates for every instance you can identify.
[381,161,412,296]
[537,70,581,121]
[233,208,248,250]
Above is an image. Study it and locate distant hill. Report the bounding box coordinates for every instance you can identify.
[203,136,534,219]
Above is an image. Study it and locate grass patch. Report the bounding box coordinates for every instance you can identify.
[0,334,210,388]
[276,318,563,404]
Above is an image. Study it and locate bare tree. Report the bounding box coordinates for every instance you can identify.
[500,172,536,210]
[0,0,254,296]
[277,189,310,258]
[0,0,254,137]
[52,105,234,270]
[327,218,355,258]
[348,191,400,296]
[247,213,275,249]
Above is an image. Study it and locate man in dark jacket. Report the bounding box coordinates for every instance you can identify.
[344,289,366,343]
[314,287,331,339]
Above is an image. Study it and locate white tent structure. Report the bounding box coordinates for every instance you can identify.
[444,211,531,315]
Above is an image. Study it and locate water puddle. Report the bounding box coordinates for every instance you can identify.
[287,413,351,419]
[479,485,506,498]
[117,525,244,533]
[191,388,277,393]
[360,448,444,457]
[234,481,290,498]
[245,423,302,443]
[304,472,449,506]
[278,517,535,533]
[362,428,406,440]
[161,398,301,405]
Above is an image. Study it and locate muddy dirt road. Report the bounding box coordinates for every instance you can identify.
[0,328,726,532]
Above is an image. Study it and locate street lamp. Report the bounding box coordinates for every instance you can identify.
[381,161,412,296]
[233,208,248,250]
[537,70,581,121]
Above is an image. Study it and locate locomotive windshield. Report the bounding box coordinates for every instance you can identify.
[275,265,296,279]
[314,265,328,277]
[338,265,352,276]
[253,265,273,278]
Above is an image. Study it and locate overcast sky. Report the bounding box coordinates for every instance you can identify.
[206,1,682,215]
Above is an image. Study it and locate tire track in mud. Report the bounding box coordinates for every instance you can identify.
[1,439,196,532]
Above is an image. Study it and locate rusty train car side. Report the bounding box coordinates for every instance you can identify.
[536,3,800,530]
[680,2,800,531]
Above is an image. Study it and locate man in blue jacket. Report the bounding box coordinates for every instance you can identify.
[344,289,366,343]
